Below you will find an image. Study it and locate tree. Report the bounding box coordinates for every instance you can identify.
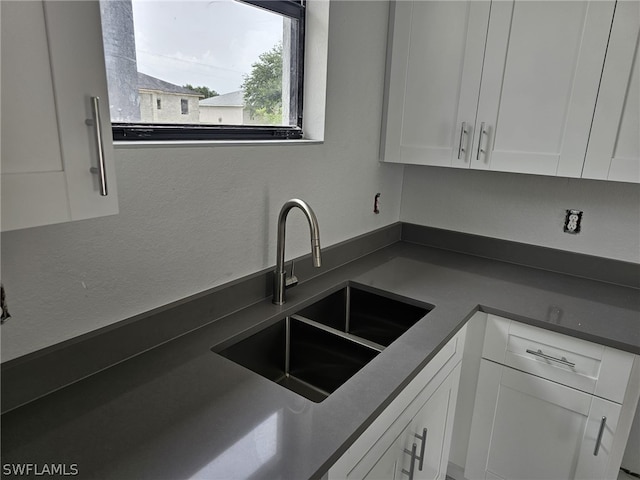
[241,43,282,121]
[184,84,218,99]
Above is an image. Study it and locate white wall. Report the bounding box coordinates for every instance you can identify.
[401,166,640,264]
[3,0,639,364]
[0,0,403,362]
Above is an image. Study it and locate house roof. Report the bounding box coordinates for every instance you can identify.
[199,90,244,107]
[137,72,201,96]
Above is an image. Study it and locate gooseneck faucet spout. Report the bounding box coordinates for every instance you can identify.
[273,199,322,305]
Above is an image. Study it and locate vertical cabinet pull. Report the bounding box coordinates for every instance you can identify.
[476,122,487,161]
[457,122,468,160]
[416,427,427,470]
[86,96,108,196]
[402,443,418,480]
[402,427,427,478]
[594,416,607,456]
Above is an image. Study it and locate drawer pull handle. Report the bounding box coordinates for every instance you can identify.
[402,443,418,480]
[594,416,607,456]
[525,349,576,368]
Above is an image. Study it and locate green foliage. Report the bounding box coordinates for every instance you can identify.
[184,84,218,98]
[251,107,282,125]
[242,43,283,118]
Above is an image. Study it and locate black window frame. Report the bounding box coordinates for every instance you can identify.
[112,0,305,142]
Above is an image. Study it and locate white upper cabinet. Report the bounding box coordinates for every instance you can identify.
[1,1,118,232]
[382,0,618,180]
[475,1,613,177]
[382,1,490,168]
[582,1,640,183]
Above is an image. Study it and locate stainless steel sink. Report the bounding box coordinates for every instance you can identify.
[217,316,380,402]
[296,284,432,347]
[215,284,433,402]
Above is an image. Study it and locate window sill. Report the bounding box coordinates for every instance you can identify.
[113,138,324,149]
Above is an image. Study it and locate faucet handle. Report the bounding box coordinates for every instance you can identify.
[285,261,298,288]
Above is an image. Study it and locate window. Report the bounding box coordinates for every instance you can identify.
[100,0,305,141]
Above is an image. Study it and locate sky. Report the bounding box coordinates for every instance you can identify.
[131,0,284,94]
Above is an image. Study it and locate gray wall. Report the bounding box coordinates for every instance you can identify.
[0,1,402,362]
[401,166,640,264]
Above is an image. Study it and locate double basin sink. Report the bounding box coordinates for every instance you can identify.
[214,284,433,402]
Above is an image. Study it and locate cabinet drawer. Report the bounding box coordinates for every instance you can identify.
[482,315,635,403]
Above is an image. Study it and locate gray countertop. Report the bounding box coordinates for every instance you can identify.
[2,242,639,479]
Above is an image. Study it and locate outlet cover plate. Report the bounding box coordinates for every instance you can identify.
[564,209,583,234]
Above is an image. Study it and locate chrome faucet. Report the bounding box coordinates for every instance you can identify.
[273,199,322,305]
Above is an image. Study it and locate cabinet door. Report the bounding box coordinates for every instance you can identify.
[362,365,461,480]
[330,328,466,480]
[362,422,410,480]
[466,360,621,480]
[473,1,614,177]
[1,0,118,231]
[410,363,460,480]
[582,1,640,183]
[382,1,490,167]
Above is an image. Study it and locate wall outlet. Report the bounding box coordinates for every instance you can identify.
[564,209,583,234]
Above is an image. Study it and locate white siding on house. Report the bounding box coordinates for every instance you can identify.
[199,90,244,125]
[199,105,244,125]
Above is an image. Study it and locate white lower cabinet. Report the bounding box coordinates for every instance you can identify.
[464,315,640,480]
[329,315,639,480]
[329,326,466,480]
[466,360,621,480]
[362,366,461,480]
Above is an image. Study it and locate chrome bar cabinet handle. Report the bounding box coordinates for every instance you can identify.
[594,416,607,456]
[525,349,576,368]
[476,122,487,161]
[416,428,427,470]
[457,122,468,160]
[402,443,418,480]
[86,96,108,196]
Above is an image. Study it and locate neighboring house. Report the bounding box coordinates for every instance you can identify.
[137,72,202,124]
[199,90,279,125]
[199,90,245,125]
